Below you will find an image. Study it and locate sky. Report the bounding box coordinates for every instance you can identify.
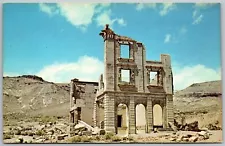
[3,3,221,90]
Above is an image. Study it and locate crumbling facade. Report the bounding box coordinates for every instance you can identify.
[93,24,174,134]
[69,79,98,126]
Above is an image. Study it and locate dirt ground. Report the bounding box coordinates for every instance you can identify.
[3,115,223,143]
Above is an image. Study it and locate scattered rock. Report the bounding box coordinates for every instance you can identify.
[183,138,189,142]
[74,123,86,131]
[170,138,176,141]
[168,122,178,132]
[92,127,106,135]
[82,131,92,136]
[57,134,68,140]
[189,136,198,142]
[198,131,209,140]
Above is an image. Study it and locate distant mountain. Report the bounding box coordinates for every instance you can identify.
[3,75,70,115]
[173,80,222,128]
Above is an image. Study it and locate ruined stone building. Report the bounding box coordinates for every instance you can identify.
[93,24,174,134]
[69,24,174,134]
[69,79,98,126]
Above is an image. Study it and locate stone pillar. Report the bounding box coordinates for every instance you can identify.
[74,108,78,125]
[70,80,74,110]
[114,105,118,134]
[146,96,153,133]
[166,94,174,126]
[128,97,136,134]
[93,101,98,127]
[163,101,167,128]
[104,94,115,132]
[157,71,160,86]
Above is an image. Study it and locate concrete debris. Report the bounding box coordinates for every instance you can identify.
[174,120,200,132]
[207,124,222,130]
[57,134,68,140]
[168,122,178,132]
[70,121,106,136]
[189,136,198,142]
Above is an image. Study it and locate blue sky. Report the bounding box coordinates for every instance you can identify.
[3,3,221,90]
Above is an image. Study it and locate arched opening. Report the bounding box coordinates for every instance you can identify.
[117,103,128,135]
[153,104,163,128]
[136,104,146,134]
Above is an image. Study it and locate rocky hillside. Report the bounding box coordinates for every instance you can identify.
[173,80,222,128]
[3,75,70,116]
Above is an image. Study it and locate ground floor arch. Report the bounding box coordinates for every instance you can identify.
[116,103,129,135]
[153,104,163,128]
[94,93,174,134]
[135,104,146,134]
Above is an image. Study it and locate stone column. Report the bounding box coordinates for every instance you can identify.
[114,105,118,134]
[166,94,174,126]
[70,81,74,110]
[128,97,136,134]
[74,108,79,125]
[93,101,98,127]
[104,94,115,132]
[163,100,167,128]
[146,96,153,133]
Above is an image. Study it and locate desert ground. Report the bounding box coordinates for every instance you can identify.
[2,75,223,143]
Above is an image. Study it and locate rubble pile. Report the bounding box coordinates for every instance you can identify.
[206,124,222,130]
[70,121,106,137]
[174,120,201,132]
[169,130,211,143]
[3,121,69,143]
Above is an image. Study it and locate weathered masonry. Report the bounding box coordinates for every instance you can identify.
[69,79,98,126]
[93,24,174,134]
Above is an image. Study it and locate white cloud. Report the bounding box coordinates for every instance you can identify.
[194,3,217,9]
[136,3,157,11]
[135,3,176,16]
[164,34,171,43]
[179,26,188,34]
[39,3,59,16]
[36,56,103,83]
[192,13,204,25]
[95,10,126,27]
[39,3,126,31]
[191,3,216,25]
[192,10,198,18]
[173,64,221,90]
[56,3,97,30]
[192,9,203,25]
[159,3,176,16]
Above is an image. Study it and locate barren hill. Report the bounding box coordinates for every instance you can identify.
[173,80,222,128]
[3,75,70,116]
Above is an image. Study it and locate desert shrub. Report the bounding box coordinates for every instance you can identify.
[112,136,122,142]
[3,134,12,139]
[28,132,34,136]
[15,130,21,135]
[40,116,57,124]
[68,136,82,143]
[104,132,115,140]
[128,136,134,141]
[36,130,45,136]
[81,136,91,142]
[94,135,101,141]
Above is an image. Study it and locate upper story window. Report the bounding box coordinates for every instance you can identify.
[147,70,163,86]
[121,69,130,83]
[120,44,130,58]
